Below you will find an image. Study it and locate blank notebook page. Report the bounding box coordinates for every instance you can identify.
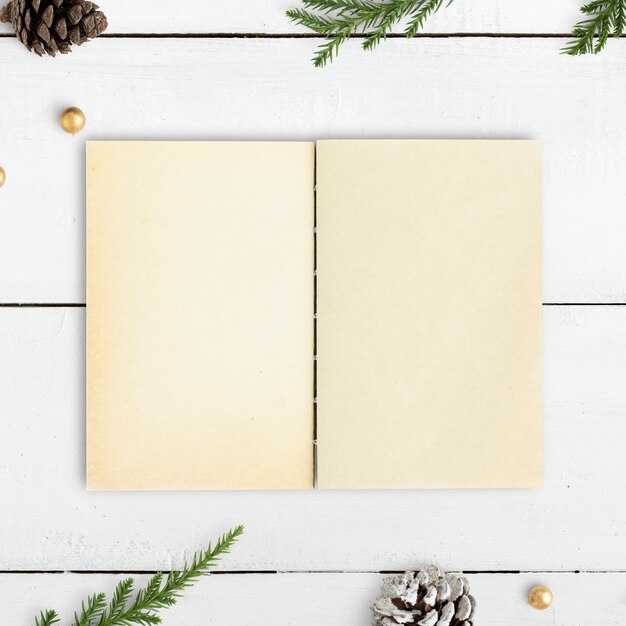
[87,141,315,490]
[316,140,542,489]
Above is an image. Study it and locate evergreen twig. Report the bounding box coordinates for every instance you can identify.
[288,0,626,65]
[72,594,107,626]
[33,526,244,626]
[286,0,455,66]
[35,611,61,626]
[563,0,626,55]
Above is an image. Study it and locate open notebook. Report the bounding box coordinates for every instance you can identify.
[86,140,542,491]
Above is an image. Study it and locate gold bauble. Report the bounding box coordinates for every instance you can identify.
[528,585,553,610]
[60,107,86,135]
[0,166,5,188]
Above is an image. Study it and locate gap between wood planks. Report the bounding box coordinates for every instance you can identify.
[1,303,625,307]
[1,569,625,575]
[0,32,625,39]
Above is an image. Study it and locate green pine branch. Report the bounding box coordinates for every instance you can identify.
[72,594,107,626]
[563,0,626,55]
[35,611,61,626]
[288,0,626,65]
[33,526,244,626]
[286,0,455,66]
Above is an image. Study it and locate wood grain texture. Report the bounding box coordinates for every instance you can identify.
[0,1,585,34]
[0,38,625,303]
[102,1,583,34]
[1,305,625,571]
[1,16,624,623]
[2,572,625,625]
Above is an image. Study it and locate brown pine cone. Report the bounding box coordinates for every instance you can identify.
[0,0,108,57]
[372,565,476,626]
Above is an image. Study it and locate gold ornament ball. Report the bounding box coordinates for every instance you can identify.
[60,107,86,135]
[0,166,5,188]
[528,585,553,610]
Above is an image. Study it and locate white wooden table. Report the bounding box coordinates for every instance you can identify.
[1,2,625,624]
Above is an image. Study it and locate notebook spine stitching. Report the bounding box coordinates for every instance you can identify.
[313,148,318,489]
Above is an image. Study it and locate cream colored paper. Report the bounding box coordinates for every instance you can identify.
[316,140,542,489]
[87,141,315,490]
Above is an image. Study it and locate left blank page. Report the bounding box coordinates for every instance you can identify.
[87,141,315,490]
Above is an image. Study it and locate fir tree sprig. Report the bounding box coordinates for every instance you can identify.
[73,594,107,626]
[563,0,626,55]
[35,611,61,626]
[286,0,454,67]
[33,526,244,626]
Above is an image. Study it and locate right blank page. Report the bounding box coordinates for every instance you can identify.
[316,140,542,489]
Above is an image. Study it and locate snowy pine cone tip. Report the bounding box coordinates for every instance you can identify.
[372,565,476,626]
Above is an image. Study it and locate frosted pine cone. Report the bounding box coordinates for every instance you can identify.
[372,565,476,626]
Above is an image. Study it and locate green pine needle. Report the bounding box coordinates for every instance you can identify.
[563,0,626,55]
[286,0,455,66]
[35,611,60,626]
[72,594,107,626]
[288,0,625,65]
[33,526,244,626]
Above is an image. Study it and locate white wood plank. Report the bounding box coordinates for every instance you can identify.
[0,38,625,303]
[1,572,625,626]
[101,1,583,34]
[0,1,585,35]
[1,305,625,571]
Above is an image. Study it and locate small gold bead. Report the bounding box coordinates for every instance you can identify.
[60,107,86,135]
[0,166,6,188]
[528,585,553,610]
